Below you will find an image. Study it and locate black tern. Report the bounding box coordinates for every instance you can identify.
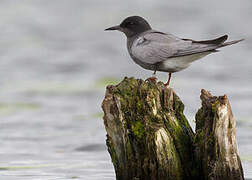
[105,16,244,86]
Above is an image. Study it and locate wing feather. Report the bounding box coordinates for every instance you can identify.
[131,31,223,64]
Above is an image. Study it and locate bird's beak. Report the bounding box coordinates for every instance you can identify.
[105,25,122,31]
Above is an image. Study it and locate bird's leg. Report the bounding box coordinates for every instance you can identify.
[149,70,157,81]
[165,72,172,87]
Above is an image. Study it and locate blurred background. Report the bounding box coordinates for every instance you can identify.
[0,0,251,179]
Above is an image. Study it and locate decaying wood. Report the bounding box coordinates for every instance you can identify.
[195,89,244,180]
[102,77,244,180]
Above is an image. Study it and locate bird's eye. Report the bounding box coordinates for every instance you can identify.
[126,22,134,26]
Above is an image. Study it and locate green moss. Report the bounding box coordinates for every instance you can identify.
[136,99,144,112]
[150,114,161,123]
[194,129,204,145]
[211,100,220,113]
[105,77,200,179]
[195,108,205,130]
[106,138,119,169]
[174,95,184,112]
[157,129,184,179]
[132,121,145,138]
[208,132,215,147]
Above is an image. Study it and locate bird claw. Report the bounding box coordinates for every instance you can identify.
[164,82,169,87]
[149,76,157,82]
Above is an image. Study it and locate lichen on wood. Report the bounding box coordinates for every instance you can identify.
[102,77,244,180]
[195,89,244,180]
[102,77,197,180]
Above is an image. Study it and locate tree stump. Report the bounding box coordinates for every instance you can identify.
[101,77,244,180]
[195,89,244,180]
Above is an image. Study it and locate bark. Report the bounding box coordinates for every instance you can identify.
[101,77,244,180]
[195,89,244,180]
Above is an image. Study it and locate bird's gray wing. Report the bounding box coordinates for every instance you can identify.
[131,31,227,64]
[173,35,228,57]
[131,31,183,64]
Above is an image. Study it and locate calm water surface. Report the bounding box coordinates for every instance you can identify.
[0,0,251,179]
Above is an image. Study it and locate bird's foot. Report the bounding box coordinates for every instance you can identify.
[164,72,172,88]
[164,82,169,87]
[148,76,157,82]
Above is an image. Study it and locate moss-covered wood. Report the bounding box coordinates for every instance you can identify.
[102,77,244,180]
[195,89,244,180]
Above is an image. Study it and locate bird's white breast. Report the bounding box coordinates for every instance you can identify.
[157,52,211,72]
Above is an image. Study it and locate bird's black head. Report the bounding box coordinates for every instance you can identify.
[105,16,152,38]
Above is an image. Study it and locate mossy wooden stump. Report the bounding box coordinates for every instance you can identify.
[102,77,244,180]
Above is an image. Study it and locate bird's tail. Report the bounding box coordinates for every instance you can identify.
[219,39,244,48]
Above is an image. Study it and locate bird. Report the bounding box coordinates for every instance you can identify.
[105,16,244,86]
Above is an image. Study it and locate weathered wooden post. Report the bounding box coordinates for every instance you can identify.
[102,77,244,180]
[194,89,244,180]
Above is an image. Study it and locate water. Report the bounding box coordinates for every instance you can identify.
[0,0,251,179]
